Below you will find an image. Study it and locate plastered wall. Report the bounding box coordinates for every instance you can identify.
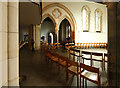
[42,2,108,43]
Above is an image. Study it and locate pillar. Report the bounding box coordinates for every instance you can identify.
[33,24,41,50]
[0,2,8,87]
[107,2,120,87]
[57,30,59,43]
[116,2,120,86]
[55,24,59,43]
[8,2,19,86]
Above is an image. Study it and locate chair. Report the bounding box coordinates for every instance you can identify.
[96,43,99,48]
[88,43,92,49]
[94,43,97,48]
[104,43,107,48]
[69,48,75,61]
[86,43,89,49]
[58,56,69,74]
[73,49,82,62]
[57,43,62,48]
[80,63,100,88]
[75,43,78,48]
[92,52,104,70]
[76,43,80,49]
[91,43,94,48]
[77,43,81,49]
[98,43,101,48]
[50,52,59,64]
[69,47,81,62]
[46,51,59,67]
[51,45,56,51]
[45,51,53,63]
[66,59,79,88]
[58,56,68,68]
[82,43,85,49]
[82,51,92,66]
[104,53,108,71]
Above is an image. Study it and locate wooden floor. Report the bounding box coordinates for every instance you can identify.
[20,45,108,87]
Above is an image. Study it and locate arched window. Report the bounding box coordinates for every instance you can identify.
[95,8,103,32]
[82,5,90,32]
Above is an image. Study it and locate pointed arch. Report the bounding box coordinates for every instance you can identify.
[58,16,73,31]
[95,8,103,32]
[81,5,91,32]
[42,14,56,25]
[42,3,77,32]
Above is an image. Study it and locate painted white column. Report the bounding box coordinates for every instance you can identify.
[0,2,8,87]
[33,24,41,50]
[8,2,19,86]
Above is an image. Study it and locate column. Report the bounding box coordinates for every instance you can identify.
[8,2,19,86]
[116,2,120,86]
[107,2,120,86]
[55,24,59,43]
[0,2,8,87]
[33,24,41,50]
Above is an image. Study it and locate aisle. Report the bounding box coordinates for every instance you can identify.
[20,45,108,87]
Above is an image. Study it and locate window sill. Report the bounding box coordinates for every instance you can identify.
[96,31,101,33]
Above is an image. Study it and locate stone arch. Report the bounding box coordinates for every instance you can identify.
[58,15,73,32]
[42,14,57,25]
[58,16,74,42]
[42,3,77,32]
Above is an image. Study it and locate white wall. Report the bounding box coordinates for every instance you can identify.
[42,1,108,43]
[41,20,55,41]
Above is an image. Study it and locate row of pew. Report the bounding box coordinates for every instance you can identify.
[69,48,108,71]
[40,43,62,51]
[45,47,108,88]
[65,42,108,50]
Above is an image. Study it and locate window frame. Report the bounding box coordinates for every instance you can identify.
[95,8,103,33]
[81,5,91,32]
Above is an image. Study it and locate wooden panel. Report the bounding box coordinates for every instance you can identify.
[108,2,120,87]
[117,2,120,87]
[108,2,117,86]
[19,2,41,25]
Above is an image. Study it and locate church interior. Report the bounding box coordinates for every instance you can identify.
[0,0,120,87]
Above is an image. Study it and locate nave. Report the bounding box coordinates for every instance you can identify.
[20,44,108,87]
